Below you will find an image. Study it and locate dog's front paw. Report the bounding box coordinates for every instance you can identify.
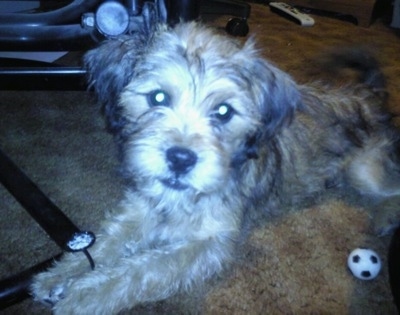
[42,283,66,306]
[31,271,69,307]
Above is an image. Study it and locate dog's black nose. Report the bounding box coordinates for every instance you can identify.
[166,146,197,175]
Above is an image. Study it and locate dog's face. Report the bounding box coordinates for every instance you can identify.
[85,22,301,198]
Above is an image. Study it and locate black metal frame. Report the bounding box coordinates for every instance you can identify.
[0,0,250,91]
[0,0,102,51]
[0,148,96,309]
[0,58,87,90]
[0,0,98,91]
[0,0,250,52]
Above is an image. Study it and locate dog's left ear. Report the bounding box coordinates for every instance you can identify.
[245,48,302,139]
[232,54,302,166]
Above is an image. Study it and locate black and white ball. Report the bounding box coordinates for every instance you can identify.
[347,248,382,280]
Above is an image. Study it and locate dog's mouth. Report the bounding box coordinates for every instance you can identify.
[160,177,189,190]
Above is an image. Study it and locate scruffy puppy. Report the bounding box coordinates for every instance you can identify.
[32,21,400,314]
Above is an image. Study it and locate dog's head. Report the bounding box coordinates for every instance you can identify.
[85,22,301,197]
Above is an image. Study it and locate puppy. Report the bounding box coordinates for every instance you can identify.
[32,21,400,314]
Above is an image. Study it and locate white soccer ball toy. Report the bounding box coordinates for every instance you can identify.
[347,248,382,280]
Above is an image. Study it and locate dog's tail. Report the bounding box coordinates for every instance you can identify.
[321,47,387,98]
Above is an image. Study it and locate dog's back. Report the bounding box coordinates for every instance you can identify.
[276,49,399,207]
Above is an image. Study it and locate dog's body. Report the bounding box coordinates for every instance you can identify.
[32,22,400,314]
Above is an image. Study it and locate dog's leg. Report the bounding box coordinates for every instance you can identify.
[346,137,400,234]
[347,137,400,197]
[32,196,236,314]
[31,216,138,307]
[45,237,231,314]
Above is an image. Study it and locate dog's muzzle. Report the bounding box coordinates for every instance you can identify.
[161,146,197,190]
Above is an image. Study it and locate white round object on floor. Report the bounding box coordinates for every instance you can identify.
[347,248,382,280]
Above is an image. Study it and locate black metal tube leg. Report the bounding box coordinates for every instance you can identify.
[0,254,62,310]
[0,148,84,251]
[166,0,200,25]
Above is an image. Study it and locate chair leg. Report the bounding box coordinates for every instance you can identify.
[167,0,201,24]
[0,254,62,309]
[201,0,251,20]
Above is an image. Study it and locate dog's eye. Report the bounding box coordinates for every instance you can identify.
[212,103,235,123]
[148,90,171,107]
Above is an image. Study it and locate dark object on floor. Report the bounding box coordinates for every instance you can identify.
[389,225,400,313]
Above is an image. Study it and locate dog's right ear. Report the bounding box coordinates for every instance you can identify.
[84,1,167,136]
